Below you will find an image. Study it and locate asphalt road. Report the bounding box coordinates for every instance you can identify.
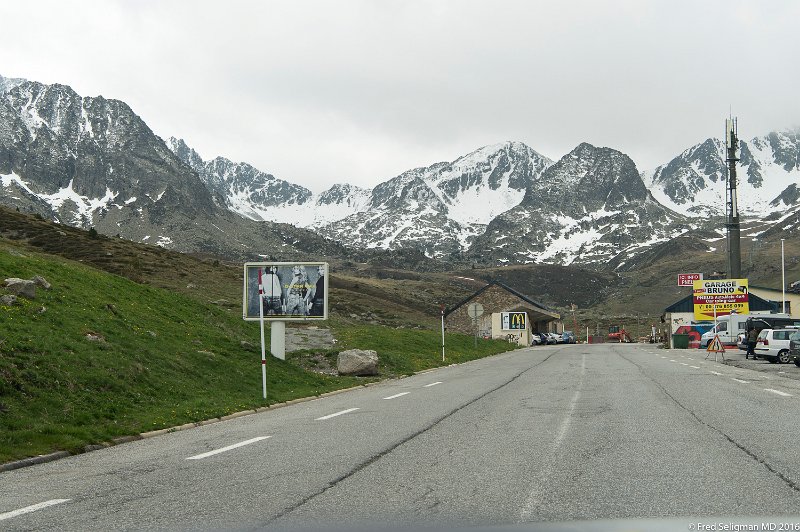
[4,343,800,530]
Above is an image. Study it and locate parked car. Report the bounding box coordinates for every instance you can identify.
[548,333,561,344]
[561,331,577,344]
[790,331,800,367]
[531,332,546,345]
[530,333,542,346]
[754,328,795,364]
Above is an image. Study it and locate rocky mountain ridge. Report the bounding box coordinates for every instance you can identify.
[0,75,346,260]
[644,129,800,217]
[3,73,799,270]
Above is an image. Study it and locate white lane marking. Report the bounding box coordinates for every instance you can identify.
[732,378,750,384]
[680,363,689,366]
[765,388,792,397]
[710,371,724,376]
[521,353,586,521]
[315,407,360,421]
[669,359,677,362]
[0,499,71,521]
[552,354,586,449]
[383,392,410,400]
[690,366,700,369]
[187,436,271,460]
[423,381,442,387]
[661,356,667,359]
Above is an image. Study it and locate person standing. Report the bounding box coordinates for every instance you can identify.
[309,265,325,316]
[261,266,284,315]
[746,327,758,360]
[285,265,311,316]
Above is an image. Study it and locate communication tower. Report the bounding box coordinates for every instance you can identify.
[725,118,741,278]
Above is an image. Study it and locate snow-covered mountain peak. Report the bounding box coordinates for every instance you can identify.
[0,74,26,95]
[166,137,204,172]
[317,183,371,206]
[645,129,800,217]
[447,140,539,171]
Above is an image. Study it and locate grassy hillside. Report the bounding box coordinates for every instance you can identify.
[0,237,516,464]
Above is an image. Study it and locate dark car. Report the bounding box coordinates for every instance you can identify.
[737,332,747,351]
[561,331,577,344]
[790,331,800,367]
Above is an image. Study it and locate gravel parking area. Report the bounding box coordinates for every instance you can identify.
[674,346,800,381]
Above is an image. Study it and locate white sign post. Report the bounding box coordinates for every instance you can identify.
[467,303,484,348]
[440,306,445,362]
[257,269,267,399]
[244,262,329,398]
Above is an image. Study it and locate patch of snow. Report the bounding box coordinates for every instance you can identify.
[1,172,35,195]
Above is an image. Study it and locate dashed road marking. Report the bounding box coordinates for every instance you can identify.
[423,381,443,388]
[732,378,750,384]
[680,363,689,366]
[710,371,724,376]
[0,500,71,522]
[765,389,792,397]
[669,360,677,363]
[383,392,410,400]
[315,408,360,421]
[187,436,271,460]
[690,366,700,369]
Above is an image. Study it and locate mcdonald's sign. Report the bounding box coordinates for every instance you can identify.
[501,312,527,330]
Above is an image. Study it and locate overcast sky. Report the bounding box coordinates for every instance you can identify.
[2,1,798,192]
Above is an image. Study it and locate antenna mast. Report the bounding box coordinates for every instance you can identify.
[725,117,741,278]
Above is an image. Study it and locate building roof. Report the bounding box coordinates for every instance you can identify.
[751,284,800,295]
[446,280,560,320]
[664,292,779,314]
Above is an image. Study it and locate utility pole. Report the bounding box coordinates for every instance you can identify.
[725,117,742,279]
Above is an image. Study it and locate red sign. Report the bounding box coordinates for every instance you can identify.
[678,273,703,286]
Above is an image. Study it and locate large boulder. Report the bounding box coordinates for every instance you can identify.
[337,349,379,376]
[4,278,35,299]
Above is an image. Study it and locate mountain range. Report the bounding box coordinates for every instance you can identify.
[2,73,799,269]
[0,75,345,260]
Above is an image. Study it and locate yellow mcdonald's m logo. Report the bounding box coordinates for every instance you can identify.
[510,313,526,329]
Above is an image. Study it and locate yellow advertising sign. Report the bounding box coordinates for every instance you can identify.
[693,278,749,321]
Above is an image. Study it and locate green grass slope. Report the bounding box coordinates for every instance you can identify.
[0,240,516,464]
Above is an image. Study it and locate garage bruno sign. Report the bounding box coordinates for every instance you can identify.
[693,278,749,321]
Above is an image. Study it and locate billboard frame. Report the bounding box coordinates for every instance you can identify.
[242,261,329,322]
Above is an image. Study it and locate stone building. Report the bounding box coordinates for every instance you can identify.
[445,280,561,338]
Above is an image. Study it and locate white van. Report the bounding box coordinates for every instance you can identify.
[699,313,791,348]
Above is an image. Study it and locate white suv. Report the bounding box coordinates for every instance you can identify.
[755,328,795,364]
